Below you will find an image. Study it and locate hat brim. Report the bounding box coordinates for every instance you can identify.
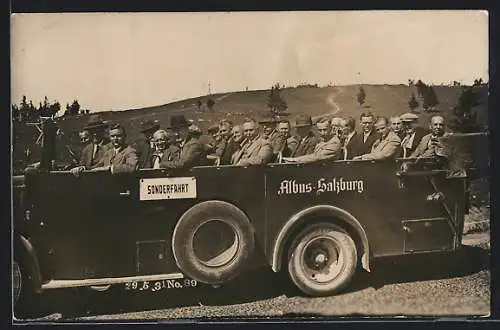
[83,123,108,130]
[295,123,313,128]
[140,125,160,133]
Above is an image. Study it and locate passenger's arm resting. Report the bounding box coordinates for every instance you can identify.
[160,143,201,169]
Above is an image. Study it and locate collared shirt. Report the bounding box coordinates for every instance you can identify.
[345,130,356,146]
[153,152,163,169]
[363,131,372,143]
[92,141,105,160]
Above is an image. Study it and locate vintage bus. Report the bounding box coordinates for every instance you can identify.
[12,119,486,318]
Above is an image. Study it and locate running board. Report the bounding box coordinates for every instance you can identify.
[41,273,184,290]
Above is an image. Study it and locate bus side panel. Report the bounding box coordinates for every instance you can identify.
[264,161,407,265]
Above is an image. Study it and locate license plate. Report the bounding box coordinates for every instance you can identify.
[124,278,198,292]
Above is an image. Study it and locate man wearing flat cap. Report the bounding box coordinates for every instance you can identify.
[400,112,430,158]
[159,115,208,169]
[289,115,319,157]
[134,119,160,169]
[73,115,111,170]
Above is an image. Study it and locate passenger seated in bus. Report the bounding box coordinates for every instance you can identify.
[214,120,233,158]
[277,120,299,157]
[289,115,319,157]
[409,115,448,159]
[352,116,401,161]
[150,129,180,169]
[228,125,247,165]
[400,112,429,158]
[159,115,208,169]
[73,115,111,171]
[341,116,363,160]
[390,116,405,140]
[71,123,138,176]
[233,118,274,166]
[282,118,342,164]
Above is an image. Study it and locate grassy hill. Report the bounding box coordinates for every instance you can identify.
[12,84,488,173]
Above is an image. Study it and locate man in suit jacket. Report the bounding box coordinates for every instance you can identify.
[134,119,160,169]
[410,115,448,158]
[160,116,208,169]
[74,115,111,170]
[234,119,274,166]
[149,129,180,169]
[390,116,405,140]
[400,112,430,158]
[341,116,364,160]
[220,125,244,165]
[353,117,401,160]
[289,115,319,157]
[283,118,342,164]
[71,123,138,176]
[354,111,379,156]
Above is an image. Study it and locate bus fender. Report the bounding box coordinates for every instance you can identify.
[271,205,370,273]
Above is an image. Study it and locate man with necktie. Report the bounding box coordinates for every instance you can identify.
[72,115,111,171]
[289,115,319,157]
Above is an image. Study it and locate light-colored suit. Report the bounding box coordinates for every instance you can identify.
[360,131,401,160]
[94,145,139,173]
[410,133,448,158]
[235,136,274,166]
[292,135,342,163]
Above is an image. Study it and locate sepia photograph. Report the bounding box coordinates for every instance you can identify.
[10,10,490,322]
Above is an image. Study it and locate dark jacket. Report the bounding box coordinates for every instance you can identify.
[343,131,364,159]
[220,138,240,165]
[78,139,111,169]
[134,139,155,169]
[402,127,430,158]
[350,130,379,157]
[290,133,320,157]
[150,145,181,168]
[160,136,207,169]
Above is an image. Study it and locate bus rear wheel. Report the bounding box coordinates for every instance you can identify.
[287,223,357,296]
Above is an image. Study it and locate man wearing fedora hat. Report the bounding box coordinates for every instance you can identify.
[134,119,161,169]
[159,115,208,169]
[288,115,319,157]
[282,117,342,164]
[73,115,111,170]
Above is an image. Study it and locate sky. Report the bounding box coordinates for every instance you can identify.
[11,11,488,112]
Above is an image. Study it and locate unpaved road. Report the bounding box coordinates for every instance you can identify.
[20,241,490,322]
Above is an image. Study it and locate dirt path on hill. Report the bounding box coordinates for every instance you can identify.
[312,87,344,121]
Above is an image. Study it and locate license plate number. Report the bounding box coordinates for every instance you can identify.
[124,279,198,292]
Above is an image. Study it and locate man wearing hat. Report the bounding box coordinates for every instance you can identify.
[282,117,342,164]
[159,115,208,169]
[400,112,430,158]
[289,115,319,157]
[134,119,160,169]
[74,115,111,170]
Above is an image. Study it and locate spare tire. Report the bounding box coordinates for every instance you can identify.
[172,200,255,284]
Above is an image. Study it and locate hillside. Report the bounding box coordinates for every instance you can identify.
[12,84,488,172]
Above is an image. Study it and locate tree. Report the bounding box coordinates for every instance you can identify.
[69,100,81,115]
[415,80,427,98]
[206,98,215,113]
[422,86,439,111]
[356,86,366,106]
[450,83,485,132]
[267,83,288,118]
[408,93,419,111]
[196,100,202,111]
[408,79,415,86]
